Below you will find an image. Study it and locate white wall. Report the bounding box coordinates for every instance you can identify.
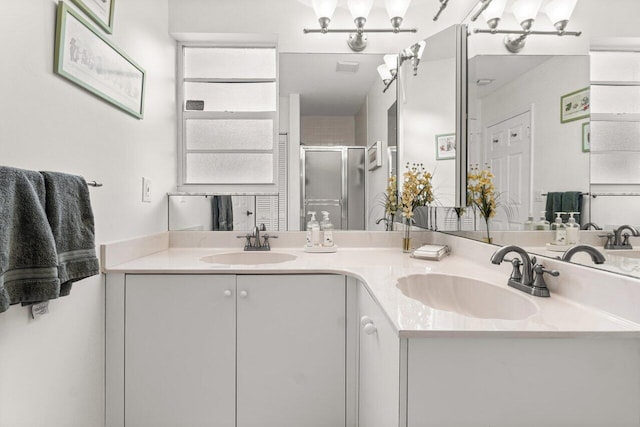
[0,1,176,426]
[478,56,590,218]
[301,116,356,145]
[366,84,396,230]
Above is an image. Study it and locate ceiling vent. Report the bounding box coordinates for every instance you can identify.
[336,61,360,73]
[476,78,495,86]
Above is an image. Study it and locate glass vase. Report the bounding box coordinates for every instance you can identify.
[402,217,412,253]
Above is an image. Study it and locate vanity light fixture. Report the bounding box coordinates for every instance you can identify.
[303,0,417,52]
[378,53,398,93]
[473,0,582,53]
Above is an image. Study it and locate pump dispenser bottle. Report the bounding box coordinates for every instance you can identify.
[321,211,334,247]
[553,213,567,245]
[306,212,320,247]
[566,212,580,244]
[535,211,550,230]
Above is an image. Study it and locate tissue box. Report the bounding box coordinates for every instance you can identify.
[411,244,450,261]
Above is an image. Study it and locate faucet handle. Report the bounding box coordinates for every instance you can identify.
[599,233,615,249]
[622,233,631,246]
[531,263,559,297]
[508,258,523,282]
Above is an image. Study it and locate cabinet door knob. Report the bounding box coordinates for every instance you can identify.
[363,323,377,335]
[239,290,248,298]
[360,315,373,327]
[223,290,232,297]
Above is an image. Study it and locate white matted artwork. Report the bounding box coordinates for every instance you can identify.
[71,0,116,34]
[367,141,382,170]
[435,133,456,160]
[54,2,145,119]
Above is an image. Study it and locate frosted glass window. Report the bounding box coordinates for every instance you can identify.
[184,82,276,112]
[591,52,640,82]
[591,85,640,114]
[186,153,273,184]
[186,120,273,150]
[591,121,640,152]
[184,48,276,79]
[591,152,640,184]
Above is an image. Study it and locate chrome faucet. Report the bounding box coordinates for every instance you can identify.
[561,245,606,264]
[580,222,602,230]
[237,223,277,251]
[605,225,640,250]
[491,245,559,297]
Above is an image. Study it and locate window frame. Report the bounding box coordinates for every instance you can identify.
[177,42,279,189]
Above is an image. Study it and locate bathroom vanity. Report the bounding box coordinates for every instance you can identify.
[103,231,640,427]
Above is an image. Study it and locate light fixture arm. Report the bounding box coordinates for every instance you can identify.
[433,0,449,21]
[470,0,493,22]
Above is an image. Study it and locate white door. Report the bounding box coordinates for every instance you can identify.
[125,275,236,427]
[232,196,256,231]
[236,275,346,427]
[357,282,400,427]
[485,110,532,230]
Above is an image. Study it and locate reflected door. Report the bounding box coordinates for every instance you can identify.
[485,110,531,230]
[302,148,345,229]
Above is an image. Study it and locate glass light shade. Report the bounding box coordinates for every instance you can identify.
[377,64,393,81]
[415,40,426,60]
[312,0,338,19]
[384,54,399,72]
[384,0,412,19]
[511,0,543,25]
[348,0,375,20]
[544,0,578,24]
[482,0,507,21]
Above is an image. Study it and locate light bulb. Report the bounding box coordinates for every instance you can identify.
[384,54,399,73]
[377,64,393,82]
[384,0,412,20]
[482,0,507,22]
[545,0,578,25]
[348,0,375,20]
[512,0,543,27]
[312,0,338,20]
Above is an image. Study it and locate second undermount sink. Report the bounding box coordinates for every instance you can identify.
[201,251,297,265]
[396,274,538,321]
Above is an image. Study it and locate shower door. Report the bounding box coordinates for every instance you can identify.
[301,147,365,230]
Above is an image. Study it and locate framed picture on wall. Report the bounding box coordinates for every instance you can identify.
[54,2,145,119]
[582,122,590,152]
[70,0,116,34]
[561,87,590,123]
[435,133,456,160]
[367,141,382,171]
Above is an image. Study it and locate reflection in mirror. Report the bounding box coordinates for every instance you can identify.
[396,24,467,231]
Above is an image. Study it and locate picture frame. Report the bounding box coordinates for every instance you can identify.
[367,141,382,171]
[435,133,456,160]
[582,122,590,152]
[54,2,145,119]
[561,87,590,123]
[70,0,116,34]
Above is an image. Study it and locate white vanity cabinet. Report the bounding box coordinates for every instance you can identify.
[357,282,401,427]
[115,273,346,427]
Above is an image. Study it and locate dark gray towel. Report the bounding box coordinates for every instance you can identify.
[212,195,234,231]
[561,191,583,225]
[40,171,99,296]
[545,192,563,223]
[0,167,60,312]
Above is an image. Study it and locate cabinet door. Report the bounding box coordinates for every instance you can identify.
[357,282,400,427]
[125,275,236,427]
[236,274,346,427]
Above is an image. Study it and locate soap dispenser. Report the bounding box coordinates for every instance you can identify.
[566,212,580,244]
[321,211,334,247]
[524,215,535,231]
[306,212,320,247]
[553,213,567,245]
[535,211,550,230]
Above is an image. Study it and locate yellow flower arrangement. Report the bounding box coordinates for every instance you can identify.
[467,164,500,241]
[401,163,434,219]
[384,174,398,219]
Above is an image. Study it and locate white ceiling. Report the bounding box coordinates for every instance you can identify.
[470,55,553,98]
[279,53,385,116]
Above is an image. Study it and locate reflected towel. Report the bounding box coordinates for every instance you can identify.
[561,191,583,225]
[0,167,60,312]
[40,171,100,296]
[212,195,234,231]
[545,192,563,223]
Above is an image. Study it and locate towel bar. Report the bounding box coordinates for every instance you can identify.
[86,180,102,187]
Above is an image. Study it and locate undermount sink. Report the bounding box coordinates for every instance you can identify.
[396,274,538,321]
[201,251,297,265]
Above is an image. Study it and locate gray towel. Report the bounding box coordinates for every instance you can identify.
[212,195,234,231]
[40,171,99,296]
[0,167,60,312]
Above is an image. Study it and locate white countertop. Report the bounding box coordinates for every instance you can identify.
[104,246,640,338]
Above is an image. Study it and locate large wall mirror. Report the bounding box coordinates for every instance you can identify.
[441,45,640,280]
